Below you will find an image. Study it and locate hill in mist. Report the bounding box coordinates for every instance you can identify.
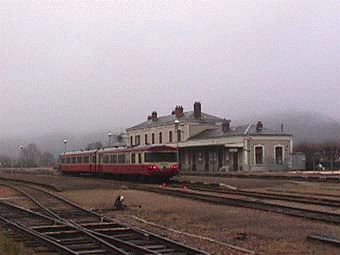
[1,111,339,158]
[236,111,340,144]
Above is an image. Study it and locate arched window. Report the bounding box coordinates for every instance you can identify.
[145,134,148,145]
[177,130,181,142]
[130,136,133,146]
[159,132,162,144]
[254,145,264,165]
[152,133,155,144]
[275,145,284,164]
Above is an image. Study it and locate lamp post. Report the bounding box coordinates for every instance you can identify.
[63,139,67,155]
[108,132,112,147]
[20,145,24,171]
[174,119,180,166]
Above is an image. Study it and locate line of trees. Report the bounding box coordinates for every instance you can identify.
[295,142,340,170]
[0,143,55,168]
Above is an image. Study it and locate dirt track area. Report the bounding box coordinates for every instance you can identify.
[0,172,340,254]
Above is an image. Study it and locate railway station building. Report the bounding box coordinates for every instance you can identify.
[126,102,293,172]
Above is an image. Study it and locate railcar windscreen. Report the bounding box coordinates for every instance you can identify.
[144,152,177,163]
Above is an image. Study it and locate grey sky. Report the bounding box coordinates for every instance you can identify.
[1,0,339,137]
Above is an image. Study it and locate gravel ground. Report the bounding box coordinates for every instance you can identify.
[62,189,340,255]
[0,173,340,254]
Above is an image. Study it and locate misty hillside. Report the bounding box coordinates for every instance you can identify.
[235,111,340,144]
[1,112,339,158]
[0,129,123,158]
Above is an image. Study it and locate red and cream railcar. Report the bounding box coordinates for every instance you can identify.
[59,145,179,180]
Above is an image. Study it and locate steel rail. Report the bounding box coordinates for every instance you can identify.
[0,200,131,255]
[0,180,208,255]
[0,215,78,255]
[135,186,340,225]
[307,234,340,247]
[174,182,340,208]
[1,182,159,255]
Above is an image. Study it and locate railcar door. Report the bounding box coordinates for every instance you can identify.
[91,153,97,174]
[98,154,103,174]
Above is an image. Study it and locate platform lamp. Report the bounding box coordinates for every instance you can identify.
[19,145,24,171]
[63,139,67,155]
[108,132,112,147]
[174,119,180,166]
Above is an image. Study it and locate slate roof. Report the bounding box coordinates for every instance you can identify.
[189,124,292,140]
[127,111,224,131]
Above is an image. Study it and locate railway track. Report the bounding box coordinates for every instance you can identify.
[172,181,340,209]
[0,181,208,255]
[135,185,340,225]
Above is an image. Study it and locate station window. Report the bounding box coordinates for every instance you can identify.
[110,154,117,164]
[275,146,284,164]
[131,153,136,164]
[255,146,264,165]
[152,133,155,144]
[145,134,148,145]
[169,131,173,143]
[135,135,140,146]
[103,155,109,164]
[177,130,181,142]
[159,132,162,144]
[130,136,133,146]
[77,157,83,164]
[83,156,89,164]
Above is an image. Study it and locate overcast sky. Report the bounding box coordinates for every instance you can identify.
[1,0,339,137]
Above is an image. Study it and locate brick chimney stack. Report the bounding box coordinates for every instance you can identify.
[256,121,263,131]
[222,119,231,133]
[151,111,158,121]
[193,102,201,119]
[175,106,184,118]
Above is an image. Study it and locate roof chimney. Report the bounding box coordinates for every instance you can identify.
[151,111,158,121]
[147,115,152,121]
[194,102,201,119]
[175,105,184,118]
[222,119,231,133]
[256,121,263,131]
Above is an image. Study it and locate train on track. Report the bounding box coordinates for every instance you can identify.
[59,145,179,181]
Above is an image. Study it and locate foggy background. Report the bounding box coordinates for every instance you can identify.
[1,0,339,156]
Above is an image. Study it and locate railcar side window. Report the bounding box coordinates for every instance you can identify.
[131,153,136,164]
[110,154,117,164]
[84,156,89,163]
[72,157,76,164]
[118,154,125,164]
[77,157,83,163]
[92,156,96,164]
[61,158,65,164]
[66,157,71,164]
[144,152,177,162]
[103,155,109,164]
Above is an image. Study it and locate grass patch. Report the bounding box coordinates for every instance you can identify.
[0,233,30,255]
